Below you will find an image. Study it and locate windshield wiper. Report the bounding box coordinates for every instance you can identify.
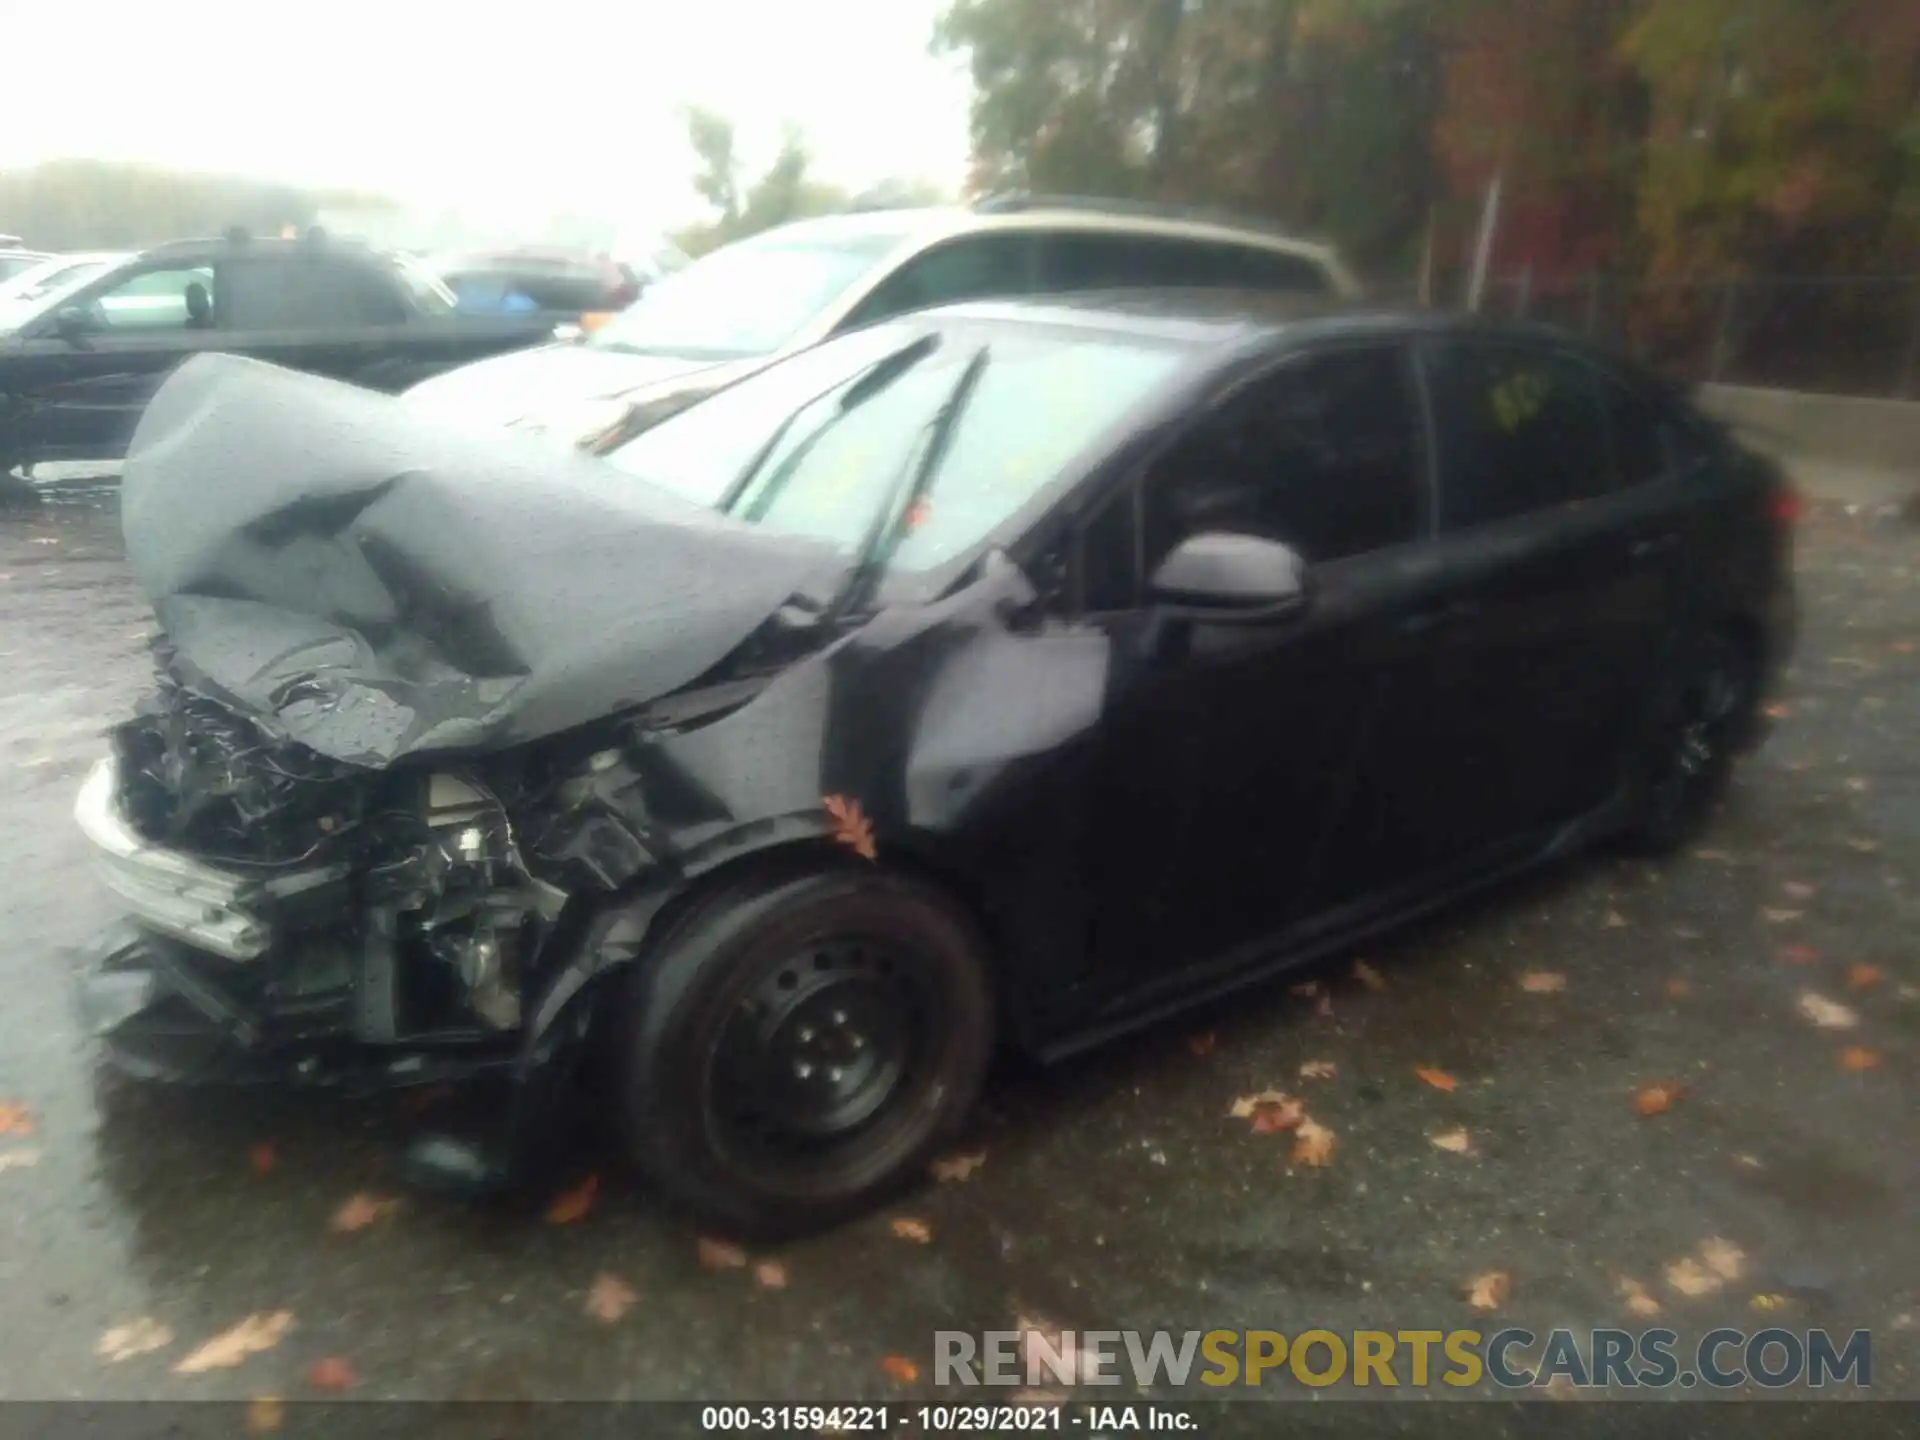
[718,334,941,515]
[822,343,991,626]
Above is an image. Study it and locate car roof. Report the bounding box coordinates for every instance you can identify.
[744,204,1345,268]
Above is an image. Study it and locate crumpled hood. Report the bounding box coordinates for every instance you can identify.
[400,338,727,434]
[121,354,843,768]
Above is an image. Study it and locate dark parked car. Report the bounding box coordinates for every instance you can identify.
[76,293,1795,1235]
[0,232,557,476]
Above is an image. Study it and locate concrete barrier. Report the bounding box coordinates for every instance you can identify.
[1699,383,1919,505]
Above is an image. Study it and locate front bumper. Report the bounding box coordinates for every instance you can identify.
[74,757,344,961]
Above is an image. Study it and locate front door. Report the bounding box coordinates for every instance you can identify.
[1082,342,1436,995]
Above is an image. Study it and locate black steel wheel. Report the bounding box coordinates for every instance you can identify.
[1623,630,1754,854]
[616,868,993,1237]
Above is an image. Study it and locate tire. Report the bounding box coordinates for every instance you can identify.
[616,867,994,1237]
[1621,629,1755,855]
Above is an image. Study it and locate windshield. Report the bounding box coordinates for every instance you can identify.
[0,261,121,332]
[604,322,1185,582]
[587,231,903,360]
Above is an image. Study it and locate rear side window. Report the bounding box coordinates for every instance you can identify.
[1426,342,1611,528]
[222,257,384,329]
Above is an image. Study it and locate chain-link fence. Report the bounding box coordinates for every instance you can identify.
[1466,273,1920,400]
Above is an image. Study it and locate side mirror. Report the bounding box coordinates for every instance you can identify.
[54,305,94,341]
[1148,532,1306,617]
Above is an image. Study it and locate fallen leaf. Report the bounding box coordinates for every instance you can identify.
[1694,848,1737,863]
[753,1259,788,1290]
[329,1193,400,1234]
[1292,1117,1336,1167]
[1229,1090,1304,1132]
[97,1318,174,1362]
[821,794,877,861]
[244,1398,284,1435]
[1414,1066,1458,1093]
[1781,881,1816,902]
[1666,978,1693,999]
[1839,1046,1883,1072]
[1845,837,1879,854]
[1781,945,1822,966]
[1750,1293,1788,1312]
[173,1312,294,1375]
[1353,959,1386,991]
[1701,1238,1746,1281]
[1185,1031,1217,1057]
[584,1272,637,1322]
[1518,971,1566,994]
[1665,1257,1722,1297]
[879,1355,920,1385]
[697,1236,748,1271]
[890,1217,934,1244]
[1761,908,1804,924]
[930,1151,985,1183]
[1465,1271,1510,1311]
[0,1148,41,1173]
[1846,963,1884,990]
[1617,1278,1661,1317]
[1763,702,1791,720]
[1429,1128,1472,1154]
[1797,992,1859,1030]
[1298,1059,1337,1081]
[1672,926,1703,940]
[304,1357,358,1392]
[0,1103,35,1138]
[247,1143,275,1176]
[1844,777,1869,793]
[1603,910,1629,929]
[545,1174,599,1224]
[1634,1080,1687,1117]
[1894,642,1915,654]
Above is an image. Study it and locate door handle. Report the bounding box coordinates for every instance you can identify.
[1628,532,1679,561]
[1398,599,1481,637]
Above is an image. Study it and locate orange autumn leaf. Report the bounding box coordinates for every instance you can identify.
[1846,964,1884,990]
[753,1259,789,1290]
[244,1398,284,1435]
[880,1355,920,1385]
[698,1236,748,1271]
[329,1193,400,1234]
[1666,977,1694,999]
[1229,1091,1304,1132]
[822,794,877,861]
[304,1357,357,1392]
[247,1142,274,1176]
[1298,1059,1337,1081]
[1186,1031,1218,1057]
[1465,1271,1510,1312]
[0,1103,36,1139]
[1780,945,1822,966]
[1635,1080,1687,1117]
[1352,959,1386,992]
[585,1272,638,1322]
[930,1151,986,1183]
[545,1174,599,1225]
[1518,971,1566,994]
[1414,1067,1458,1093]
[1292,1117,1336,1167]
[890,1217,934,1244]
[1838,1046,1882,1072]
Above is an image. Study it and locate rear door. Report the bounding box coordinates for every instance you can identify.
[7,260,228,464]
[1320,337,1680,891]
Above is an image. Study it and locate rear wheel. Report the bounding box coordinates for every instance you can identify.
[1622,630,1754,854]
[616,868,993,1237]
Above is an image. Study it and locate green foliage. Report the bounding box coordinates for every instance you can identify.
[671,110,850,257]
[0,159,335,250]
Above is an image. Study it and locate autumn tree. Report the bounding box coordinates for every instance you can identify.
[671,109,849,256]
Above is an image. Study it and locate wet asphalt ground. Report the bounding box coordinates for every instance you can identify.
[0,487,1915,1426]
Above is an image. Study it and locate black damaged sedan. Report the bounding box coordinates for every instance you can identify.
[75,294,1796,1234]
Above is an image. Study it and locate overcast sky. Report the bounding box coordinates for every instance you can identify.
[0,0,974,238]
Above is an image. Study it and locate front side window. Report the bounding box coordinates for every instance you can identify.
[843,234,1039,327]
[1136,344,1427,576]
[589,230,907,359]
[80,265,219,331]
[1426,342,1612,528]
